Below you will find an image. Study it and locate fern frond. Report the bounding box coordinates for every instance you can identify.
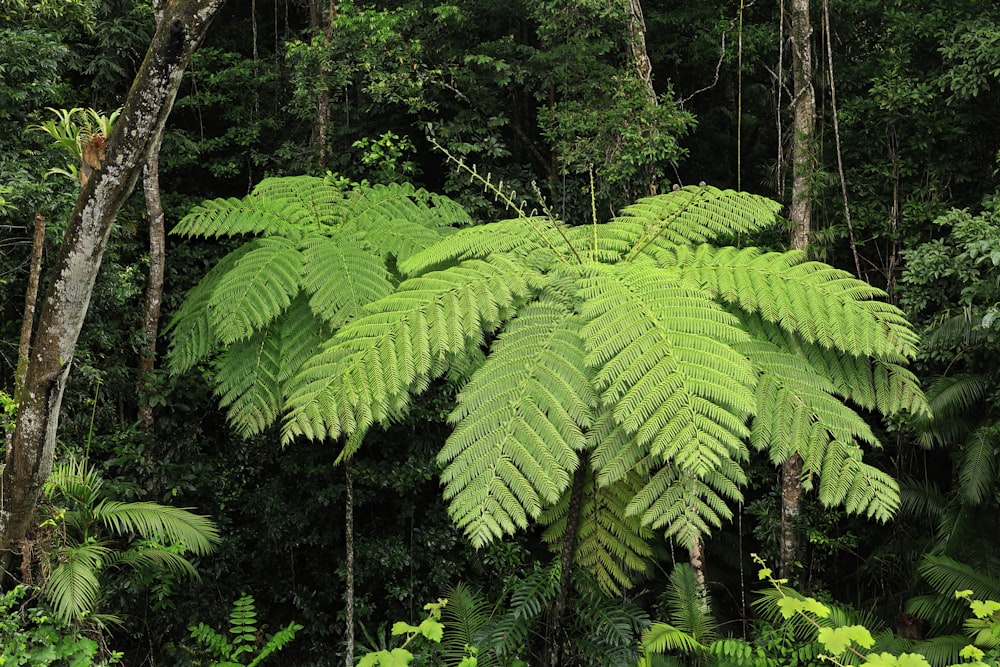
[816,441,900,521]
[176,176,342,238]
[581,263,755,476]
[214,296,327,437]
[95,500,220,555]
[167,244,255,373]
[441,583,497,667]
[208,236,305,344]
[300,236,395,327]
[399,217,572,275]
[614,185,781,251]
[541,468,653,595]
[679,246,919,359]
[281,256,537,443]
[440,299,593,547]
[664,563,716,643]
[912,375,991,447]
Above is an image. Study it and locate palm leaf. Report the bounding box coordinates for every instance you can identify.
[95,500,220,555]
[663,563,716,643]
[45,543,110,623]
[640,622,706,656]
[441,583,498,667]
[957,425,1000,505]
[440,298,593,547]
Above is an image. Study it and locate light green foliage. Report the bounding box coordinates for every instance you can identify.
[167,175,468,436]
[29,106,120,182]
[186,594,301,667]
[172,177,926,595]
[357,599,449,667]
[40,455,220,625]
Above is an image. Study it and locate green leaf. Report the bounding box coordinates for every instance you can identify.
[817,625,875,655]
[861,652,931,667]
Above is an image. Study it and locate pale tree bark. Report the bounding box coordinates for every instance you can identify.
[623,0,659,196]
[138,0,169,432]
[780,0,816,581]
[0,0,225,560]
[344,462,355,667]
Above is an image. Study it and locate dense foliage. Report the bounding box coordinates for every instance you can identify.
[2,0,1000,664]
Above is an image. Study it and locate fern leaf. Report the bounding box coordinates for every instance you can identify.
[441,583,498,667]
[816,442,900,521]
[214,296,327,437]
[208,236,305,344]
[167,244,255,373]
[301,236,395,327]
[581,263,755,476]
[613,185,782,250]
[678,246,920,359]
[440,299,594,547]
[663,563,716,643]
[281,256,536,443]
[400,217,574,275]
[541,467,653,595]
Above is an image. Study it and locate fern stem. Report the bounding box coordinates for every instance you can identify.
[625,183,711,261]
[544,459,588,667]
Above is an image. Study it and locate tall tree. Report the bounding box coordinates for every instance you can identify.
[780,0,817,581]
[1,0,224,561]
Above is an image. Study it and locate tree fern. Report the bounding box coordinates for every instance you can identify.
[171,180,926,595]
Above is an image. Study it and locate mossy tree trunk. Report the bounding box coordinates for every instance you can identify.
[780,0,816,581]
[0,0,224,561]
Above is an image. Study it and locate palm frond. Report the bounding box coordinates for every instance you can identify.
[957,425,1000,505]
[94,500,220,555]
[905,634,971,667]
[112,542,200,580]
[663,563,716,643]
[282,256,537,443]
[45,543,110,623]
[640,622,707,656]
[441,583,498,667]
[911,375,991,448]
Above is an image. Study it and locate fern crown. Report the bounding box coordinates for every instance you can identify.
[170,176,926,595]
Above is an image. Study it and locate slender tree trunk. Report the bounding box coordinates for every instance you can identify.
[344,461,355,667]
[312,0,336,171]
[623,0,659,196]
[780,0,816,581]
[138,138,166,432]
[544,460,587,667]
[688,535,709,605]
[0,0,224,559]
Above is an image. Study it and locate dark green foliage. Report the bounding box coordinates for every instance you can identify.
[185,594,302,666]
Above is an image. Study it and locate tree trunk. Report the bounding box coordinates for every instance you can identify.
[544,459,587,667]
[312,0,336,171]
[138,139,166,432]
[0,0,224,558]
[623,0,659,196]
[780,0,815,581]
[344,461,355,667]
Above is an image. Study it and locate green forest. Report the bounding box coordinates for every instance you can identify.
[2,0,1000,665]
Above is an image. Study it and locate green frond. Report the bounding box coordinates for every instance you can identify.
[208,236,305,344]
[440,299,593,547]
[663,563,716,643]
[740,312,927,416]
[441,583,497,667]
[166,244,255,373]
[112,543,200,580]
[640,622,707,657]
[541,468,653,595]
[175,175,342,238]
[912,375,991,447]
[95,500,220,556]
[581,263,755,476]
[214,296,327,437]
[613,184,781,250]
[338,182,468,262]
[45,543,110,624]
[680,247,919,359]
[898,476,947,521]
[45,455,103,508]
[399,217,573,275]
[301,236,395,327]
[907,635,971,667]
[919,555,1000,603]
[816,441,900,521]
[957,425,1000,505]
[281,256,537,443]
[626,461,745,550]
